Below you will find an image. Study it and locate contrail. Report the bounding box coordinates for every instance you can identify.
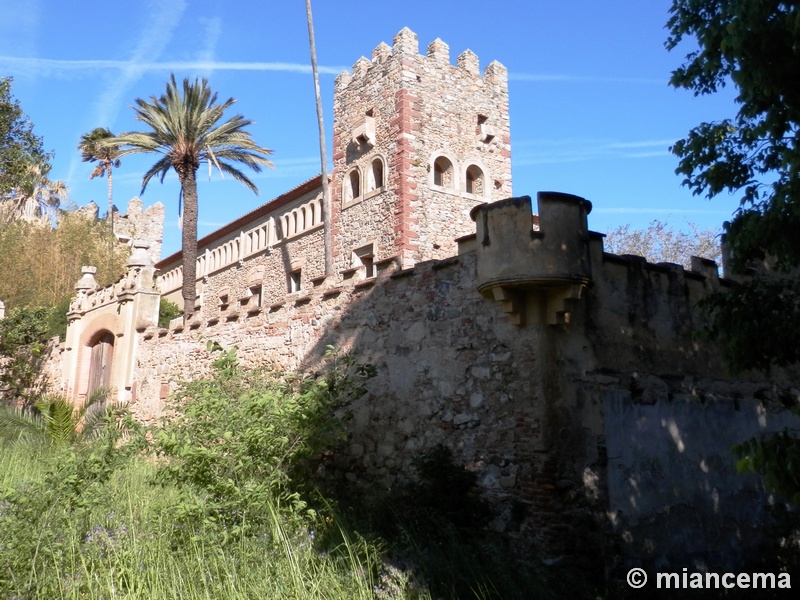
[0,56,347,76]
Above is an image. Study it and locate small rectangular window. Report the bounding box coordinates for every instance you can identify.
[249,285,262,307]
[289,270,302,293]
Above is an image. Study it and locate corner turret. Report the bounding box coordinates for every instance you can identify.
[471,193,593,325]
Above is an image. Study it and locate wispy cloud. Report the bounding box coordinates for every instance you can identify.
[0,55,347,77]
[195,17,222,79]
[514,137,675,166]
[66,1,188,184]
[508,72,665,85]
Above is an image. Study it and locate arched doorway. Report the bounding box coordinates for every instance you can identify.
[87,331,114,398]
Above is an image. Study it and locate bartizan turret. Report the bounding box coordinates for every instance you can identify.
[470,192,592,325]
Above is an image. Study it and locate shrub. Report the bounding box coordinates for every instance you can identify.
[0,305,53,405]
[158,298,182,328]
[154,345,375,542]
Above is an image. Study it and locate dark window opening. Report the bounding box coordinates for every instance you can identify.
[371,159,384,189]
[433,156,454,188]
[289,270,302,293]
[465,165,484,195]
[249,285,262,307]
[349,170,360,200]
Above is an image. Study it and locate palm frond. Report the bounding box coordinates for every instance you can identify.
[214,162,259,194]
[0,403,48,443]
[109,74,273,191]
[35,394,79,444]
[0,387,118,446]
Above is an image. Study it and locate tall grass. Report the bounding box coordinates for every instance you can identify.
[2,350,584,599]
[0,441,426,599]
[0,347,432,599]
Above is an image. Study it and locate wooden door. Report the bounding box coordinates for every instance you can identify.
[87,332,114,398]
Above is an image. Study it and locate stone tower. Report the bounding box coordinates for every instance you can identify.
[330,28,511,270]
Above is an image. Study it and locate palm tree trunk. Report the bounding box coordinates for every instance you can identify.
[107,164,114,277]
[107,163,114,219]
[180,169,199,319]
[305,0,333,277]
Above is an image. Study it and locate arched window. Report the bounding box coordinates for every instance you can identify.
[369,158,384,190]
[433,156,454,188]
[346,169,361,202]
[465,164,485,196]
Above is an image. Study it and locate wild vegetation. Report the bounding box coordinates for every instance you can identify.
[0,347,603,599]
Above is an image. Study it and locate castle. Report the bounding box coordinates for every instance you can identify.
[41,29,800,571]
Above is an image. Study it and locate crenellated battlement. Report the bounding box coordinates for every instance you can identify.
[113,197,165,265]
[336,27,507,91]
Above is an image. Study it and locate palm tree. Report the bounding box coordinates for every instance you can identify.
[78,127,121,220]
[108,75,273,319]
[305,0,333,276]
[0,388,117,446]
[0,161,66,224]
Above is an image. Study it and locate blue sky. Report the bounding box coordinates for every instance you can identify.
[1,0,739,258]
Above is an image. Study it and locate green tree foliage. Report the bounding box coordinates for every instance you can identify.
[667,0,800,503]
[158,298,183,328]
[667,1,800,371]
[0,306,53,404]
[603,220,721,269]
[108,75,273,319]
[0,77,50,196]
[0,210,129,309]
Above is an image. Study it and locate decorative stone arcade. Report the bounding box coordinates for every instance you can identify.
[62,242,160,405]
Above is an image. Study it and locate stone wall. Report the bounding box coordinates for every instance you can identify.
[125,193,800,570]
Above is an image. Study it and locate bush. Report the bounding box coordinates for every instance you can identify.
[0,306,54,405]
[158,298,182,328]
[154,345,375,542]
